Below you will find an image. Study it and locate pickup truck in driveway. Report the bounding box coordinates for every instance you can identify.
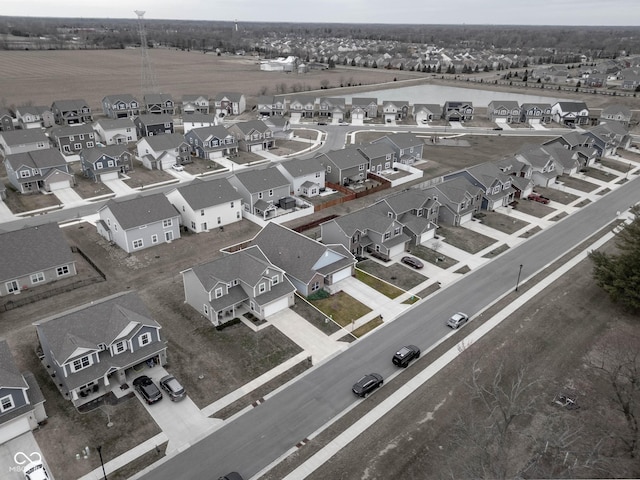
[528,193,550,204]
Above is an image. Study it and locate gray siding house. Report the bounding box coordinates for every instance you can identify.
[4,149,74,194]
[51,99,93,125]
[350,97,378,119]
[80,145,134,182]
[34,291,167,407]
[429,176,483,226]
[96,193,181,253]
[102,94,141,119]
[133,113,174,138]
[357,143,396,173]
[144,93,175,115]
[276,157,325,198]
[227,120,274,152]
[0,222,77,297]
[487,100,521,123]
[371,132,424,165]
[184,125,238,160]
[520,103,553,124]
[228,166,292,219]
[50,123,96,156]
[317,146,369,185]
[0,129,50,155]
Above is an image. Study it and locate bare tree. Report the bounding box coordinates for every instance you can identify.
[320,79,330,89]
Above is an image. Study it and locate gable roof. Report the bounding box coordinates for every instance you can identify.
[173,178,240,209]
[0,339,29,390]
[50,123,95,139]
[231,120,270,135]
[232,166,290,193]
[188,125,233,141]
[319,146,368,169]
[135,113,173,125]
[141,132,186,151]
[51,99,90,110]
[377,132,423,149]
[488,100,521,110]
[278,157,323,177]
[214,92,244,102]
[351,97,378,107]
[432,176,482,204]
[4,149,67,170]
[81,145,130,163]
[101,193,179,230]
[103,94,139,104]
[357,142,395,159]
[95,117,136,130]
[0,129,49,146]
[328,203,396,237]
[0,223,74,283]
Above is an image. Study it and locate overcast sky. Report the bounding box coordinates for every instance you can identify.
[2,0,638,26]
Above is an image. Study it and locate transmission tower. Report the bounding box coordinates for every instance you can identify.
[135,10,158,95]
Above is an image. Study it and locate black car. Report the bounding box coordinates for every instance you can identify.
[401,256,424,269]
[218,473,243,480]
[159,375,186,401]
[392,345,421,367]
[132,375,163,404]
[352,373,383,397]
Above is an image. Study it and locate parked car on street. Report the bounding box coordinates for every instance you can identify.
[447,312,469,329]
[352,373,383,397]
[133,375,163,404]
[171,164,185,171]
[159,375,186,401]
[392,345,421,367]
[527,193,550,204]
[401,256,424,269]
[218,473,243,480]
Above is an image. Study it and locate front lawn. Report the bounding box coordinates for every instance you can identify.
[355,269,404,299]
[308,291,372,327]
[436,225,497,254]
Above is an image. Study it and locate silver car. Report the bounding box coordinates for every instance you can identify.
[159,375,186,401]
[447,312,469,329]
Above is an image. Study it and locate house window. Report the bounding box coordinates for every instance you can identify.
[87,141,94,148]
[6,280,19,293]
[114,341,126,354]
[165,231,173,242]
[259,283,266,293]
[200,209,205,216]
[151,234,158,244]
[258,192,263,199]
[359,165,365,171]
[384,232,391,240]
[217,217,221,224]
[79,134,85,140]
[107,160,114,167]
[74,143,82,150]
[69,135,75,141]
[394,227,401,235]
[315,172,321,178]
[326,166,331,173]
[57,265,70,277]
[31,272,45,284]
[311,281,320,292]
[96,163,103,169]
[20,170,31,178]
[215,287,223,298]
[0,395,15,412]
[71,355,91,372]
[133,239,144,249]
[163,219,173,228]
[236,211,241,219]
[230,201,234,208]
[272,275,279,285]
[139,332,152,346]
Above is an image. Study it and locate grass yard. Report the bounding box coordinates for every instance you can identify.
[409,244,458,269]
[290,294,343,335]
[351,316,384,338]
[582,166,619,182]
[308,291,372,327]
[556,175,600,192]
[533,185,581,205]
[355,269,405,299]
[356,260,427,290]
[476,210,529,234]
[436,225,498,254]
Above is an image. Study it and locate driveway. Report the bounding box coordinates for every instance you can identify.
[0,201,15,221]
[0,432,55,480]
[53,187,84,206]
[103,178,136,195]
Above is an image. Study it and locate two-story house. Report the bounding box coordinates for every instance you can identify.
[80,145,134,182]
[350,97,378,119]
[357,143,396,174]
[4,149,74,194]
[133,113,174,138]
[493,155,535,198]
[540,144,581,176]
[487,100,521,124]
[51,99,93,125]
[446,162,515,210]
[34,291,167,407]
[227,120,274,152]
[288,95,316,118]
[144,93,175,115]
[276,157,325,198]
[0,222,77,296]
[413,104,441,124]
[429,176,484,226]
[50,123,96,156]
[551,101,590,126]
[382,100,410,123]
[600,104,633,127]
[371,132,424,165]
[317,97,346,122]
[182,113,218,135]
[136,133,190,170]
[166,178,243,233]
[181,245,296,324]
[15,105,55,129]
[184,125,238,160]
[519,103,553,125]
[515,144,559,186]
[583,121,632,157]
[102,94,141,119]
[442,101,474,122]
[256,96,286,117]
[213,92,246,117]
[93,117,138,145]
[0,339,47,445]
[317,146,369,186]
[228,166,292,219]
[0,108,14,131]
[96,193,181,253]
[0,129,50,155]
[181,94,210,115]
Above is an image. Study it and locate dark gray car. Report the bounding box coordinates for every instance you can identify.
[352,373,383,397]
[159,375,186,401]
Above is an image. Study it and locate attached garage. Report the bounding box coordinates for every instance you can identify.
[98,171,119,182]
[330,267,352,284]
[263,295,293,318]
[48,179,72,191]
[459,211,474,225]
[388,242,407,259]
[0,415,31,445]
[249,144,263,152]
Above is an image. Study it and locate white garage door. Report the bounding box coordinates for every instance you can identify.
[49,179,72,191]
[388,243,406,259]
[99,171,119,181]
[418,228,436,245]
[263,296,291,318]
[459,212,474,225]
[0,415,31,445]
[250,144,263,152]
[331,267,352,284]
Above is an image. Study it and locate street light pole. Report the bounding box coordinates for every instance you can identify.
[96,446,107,480]
[515,264,523,292]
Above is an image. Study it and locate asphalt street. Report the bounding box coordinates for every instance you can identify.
[138,168,640,479]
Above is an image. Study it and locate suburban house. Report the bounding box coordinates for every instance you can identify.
[519,103,553,125]
[620,68,640,90]
[143,93,175,115]
[446,162,516,210]
[101,94,141,119]
[136,132,190,170]
[429,176,484,226]
[263,116,292,138]
[371,132,424,165]
[350,97,379,119]
[0,222,76,296]
[543,132,599,167]
[442,101,474,122]
[583,122,632,157]
[93,117,138,145]
[551,101,590,126]
[213,92,246,117]
[318,97,346,121]
[382,100,410,123]
[0,129,50,155]
[50,123,96,155]
[276,157,325,198]
[4,149,74,194]
[317,146,369,185]
[165,178,243,233]
[181,245,296,324]
[96,193,181,253]
[80,145,134,182]
[181,94,210,115]
[256,96,286,117]
[228,166,292,219]
[540,144,582,176]
[15,106,55,129]
[514,145,558,187]
[288,95,317,118]
[413,104,441,124]
[227,120,274,152]
[133,113,174,138]
[0,108,14,131]
[51,99,93,125]
[493,156,535,198]
[600,104,632,126]
[357,143,396,173]
[487,100,521,123]
[184,125,238,160]
[34,291,167,407]
[320,203,410,260]
[247,222,356,296]
[0,183,6,201]
[371,188,440,245]
[182,113,218,135]
[0,339,47,445]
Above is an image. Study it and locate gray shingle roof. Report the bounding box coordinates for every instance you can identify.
[379,132,422,149]
[278,158,323,177]
[330,204,396,236]
[4,149,67,170]
[320,146,368,170]
[174,178,240,210]
[50,123,95,139]
[433,176,481,204]
[135,113,173,125]
[231,120,270,135]
[101,193,179,230]
[52,99,90,110]
[189,126,232,142]
[0,339,28,390]
[0,129,49,146]
[232,166,290,193]
[0,222,74,283]
[142,132,186,151]
[103,94,139,104]
[81,145,129,163]
[357,143,395,160]
[95,117,136,130]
